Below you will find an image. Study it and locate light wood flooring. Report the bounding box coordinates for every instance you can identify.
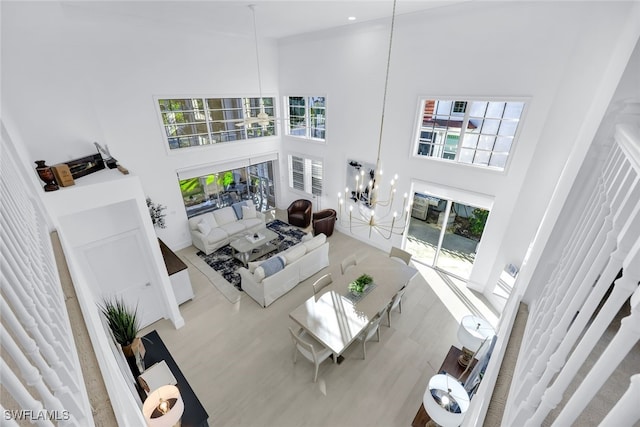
[142,221,499,427]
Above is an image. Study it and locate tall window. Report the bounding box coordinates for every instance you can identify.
[416,99,525,170]
[286,96,326,140]
[158,97,276,150]
[288,155,323,196]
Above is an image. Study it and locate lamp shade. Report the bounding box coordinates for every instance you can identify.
[457,315,494,352]
[423,374,470,427]
[143,384,184,427]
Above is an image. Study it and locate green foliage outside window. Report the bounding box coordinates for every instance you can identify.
[469,208,489,237]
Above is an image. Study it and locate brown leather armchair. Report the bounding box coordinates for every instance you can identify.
[312,209,337,237]
[287,199,312,228]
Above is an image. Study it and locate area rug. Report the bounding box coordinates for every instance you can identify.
[197,219,307,290]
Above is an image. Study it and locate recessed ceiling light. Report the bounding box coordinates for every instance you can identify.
[348,16,356,21]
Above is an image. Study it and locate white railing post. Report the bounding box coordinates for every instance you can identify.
[0,358,54,427]
[598,374,640,426]
[551,282,640,426]
[1,123,94,424]
[524,201,640,426]
[0,296,82,415]
[510,169,640,425]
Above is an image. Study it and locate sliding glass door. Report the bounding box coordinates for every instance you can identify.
[179,160,275,218]
[407,192,489,280]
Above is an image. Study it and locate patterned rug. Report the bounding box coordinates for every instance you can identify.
[197,219,307,290]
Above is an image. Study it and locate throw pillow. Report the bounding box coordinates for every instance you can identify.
[303,234,326,252]
[248,261,263,274]
[207,214,219,228]
[284,245,307,264]
[197,220,211,235]
[278,255,287,267]
[260,256,285,278]
[242,204,257,219]
[231,202,246,220]
[254,266,266,281]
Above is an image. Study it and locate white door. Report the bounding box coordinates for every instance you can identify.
[81,230,164,328]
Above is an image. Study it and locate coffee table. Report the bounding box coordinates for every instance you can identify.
[230,228,279,267]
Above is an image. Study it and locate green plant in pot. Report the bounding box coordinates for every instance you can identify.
[99,297,145,377]
[348,274,373,294]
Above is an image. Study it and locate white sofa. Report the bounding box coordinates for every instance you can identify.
[239,233,330,307]
[188,200,266,255]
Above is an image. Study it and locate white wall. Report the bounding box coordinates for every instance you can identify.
[277,1,637,295]
[2,1,637,299]
[1,1,281,250]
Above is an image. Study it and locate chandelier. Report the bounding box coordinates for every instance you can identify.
[337,0,410,240]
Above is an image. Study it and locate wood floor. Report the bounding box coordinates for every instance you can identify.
[142,223,499,427]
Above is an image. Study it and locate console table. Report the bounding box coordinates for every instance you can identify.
[142,330,209,427]
[411,346,476,427]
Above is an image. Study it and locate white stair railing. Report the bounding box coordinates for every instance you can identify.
[503,100,640,426]
[0,123,94,425]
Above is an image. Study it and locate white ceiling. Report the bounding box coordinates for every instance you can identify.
[61,1,466,39]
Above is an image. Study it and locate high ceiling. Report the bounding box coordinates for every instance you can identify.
[60,1,466,39]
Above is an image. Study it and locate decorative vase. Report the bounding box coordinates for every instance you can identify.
[122,337,146,378]
[35,160,59,192]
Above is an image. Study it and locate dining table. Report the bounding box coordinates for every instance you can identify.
[289,252,418,361]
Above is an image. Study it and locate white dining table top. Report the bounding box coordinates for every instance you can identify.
[289,252,418,356]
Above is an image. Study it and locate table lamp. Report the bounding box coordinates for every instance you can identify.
[423,373,470,427]
[457,315,494,367]
[143,384,184,427]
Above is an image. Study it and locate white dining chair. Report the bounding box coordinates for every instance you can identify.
[312,273,333,295]
[288,327,333,382]
[340,255,357,275]
[389,246,412,265]
[356,311,385,359]
[387,287,407,327]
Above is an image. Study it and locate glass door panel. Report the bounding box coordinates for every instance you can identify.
[406,193,441,266]
[436,202,481,280]
[407,192,489,281]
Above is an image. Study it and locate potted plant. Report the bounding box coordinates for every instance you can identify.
[99,297,145,377]
[146,197,167,229]
[348,274,373,295]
